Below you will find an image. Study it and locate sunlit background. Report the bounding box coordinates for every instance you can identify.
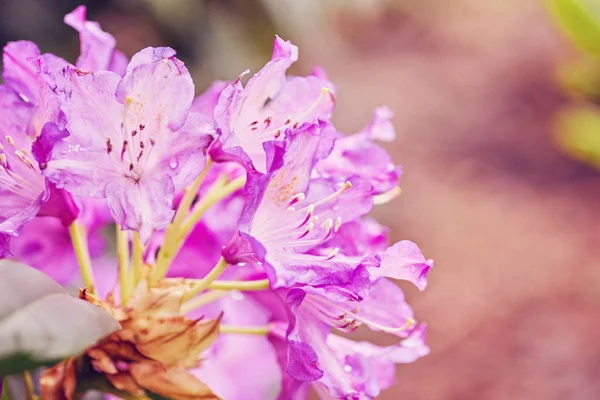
[2,0,600,398]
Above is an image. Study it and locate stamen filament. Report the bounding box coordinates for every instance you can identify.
[208,279,270,291]
[373,186,401,205]
[182,257,229,302]
[23,370,38,400]
[220,324,272,335]
[131,231,144,287]
[180,290,228,314]
[151,159,213,284]
[174,158,213,227]
[180,174,246,238]
[116,225,131,305]
[68,221,96,295]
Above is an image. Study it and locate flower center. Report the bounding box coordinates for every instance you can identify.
[252,180,351,251]
[0,135,44,200]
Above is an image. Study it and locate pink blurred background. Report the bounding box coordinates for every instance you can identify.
[2,0,599,398]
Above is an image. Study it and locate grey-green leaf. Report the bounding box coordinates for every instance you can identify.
[0,260,120,375]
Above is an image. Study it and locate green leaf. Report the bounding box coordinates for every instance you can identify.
[554,105,600,168]
[548,0,600,58]
[0,260,121,375]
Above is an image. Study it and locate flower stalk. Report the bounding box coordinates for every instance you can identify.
[68,221,96,295]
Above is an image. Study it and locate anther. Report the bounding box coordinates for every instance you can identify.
[131,130,138,137]
[106,138,113,154]
[320,218,333,236]
[250,121,258,126]
[129,163,134,171]
[274,130,281,139]
[139,124,145,131]
[298,222,314,239]
[149,137,156,146]
[288,193,305,207]
[325,248,339,260]
[121,140,128,160]
[264,116,272,127]
[5,136,15,147]
[0,153,7,169]
[334,217,342,232]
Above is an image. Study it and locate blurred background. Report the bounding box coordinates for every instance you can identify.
[2,0,600,398]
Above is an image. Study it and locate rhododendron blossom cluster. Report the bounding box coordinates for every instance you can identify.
[0,6,433,400]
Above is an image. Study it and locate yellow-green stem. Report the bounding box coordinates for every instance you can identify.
[182,257,228,302]
[220,324,271,335]
[151,173,246,284]
[174,158,213,227]
[150,160,214,284]
[68,221,96,295]
[23,371,38,400]
[180,290,228,314]
[131,231,144,287]
[116,226,131,305]
[208,279,270,291]
[179,175,246,238]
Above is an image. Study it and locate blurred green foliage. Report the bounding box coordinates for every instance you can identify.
[548,0,600,59]
[548,0,600,169]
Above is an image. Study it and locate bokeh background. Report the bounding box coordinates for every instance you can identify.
[2,0,600,398]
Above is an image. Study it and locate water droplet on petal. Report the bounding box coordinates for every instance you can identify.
[343,364,353,373]
[169,158,179,169]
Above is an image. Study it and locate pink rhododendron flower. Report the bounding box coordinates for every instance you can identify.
[0,7,434,400]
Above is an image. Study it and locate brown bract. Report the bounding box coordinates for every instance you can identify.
[41,279,221,400]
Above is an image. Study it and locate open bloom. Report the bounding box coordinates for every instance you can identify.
[0,85,78,255]
[0,5,125,255]
[222,121,374,291]
[211,36,335,172]
[39,47,213,239]
[315,107,401,196]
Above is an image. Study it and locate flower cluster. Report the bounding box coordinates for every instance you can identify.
[0,6,433,400]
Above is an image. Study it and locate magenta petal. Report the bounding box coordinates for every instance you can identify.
[214,36,334,172]
[116,47,194,131]
[2,41,41,103]
[193,295,282,400]
[106,174,175,241]
[0,234,10,257]
[64,5,119,72]
[32,122,69,164]
[370,241,433,290]
[108,50,128,76]
[272,35,299,61]
[287,340,324,382]
[222,232,264,266]
[359,106,396,142]
[37,182,79,226]
[191,80,229,118]
[8,217,78,284]
[352,278,414,336]
[161,113,213,189]
[42,140,120,198]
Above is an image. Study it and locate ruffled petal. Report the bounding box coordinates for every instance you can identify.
[116,47,194,132]
[64,5,121,73]
[369,241,433,291]
[106,173,175,241]
[2,41,41,103]
[214,36,334,172]
[42,139,121,198]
